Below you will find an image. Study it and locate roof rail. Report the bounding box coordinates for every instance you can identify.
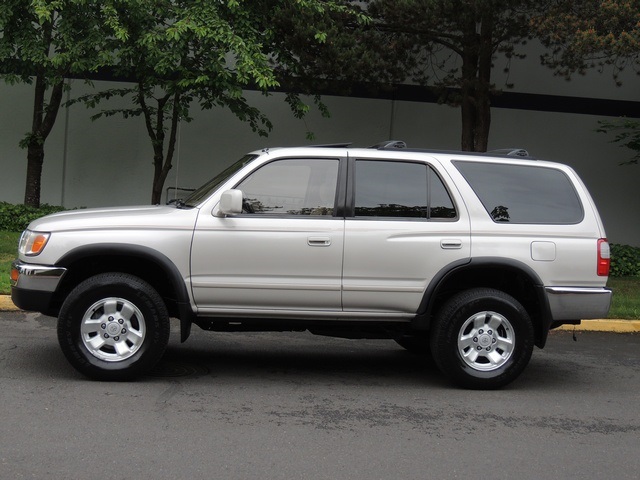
[369,140,407,150]
[489,148,530,157]
[308,142,352,148]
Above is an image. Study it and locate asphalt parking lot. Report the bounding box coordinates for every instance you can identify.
[1,310,638,480]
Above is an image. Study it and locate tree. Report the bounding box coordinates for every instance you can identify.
[75,0,366,205]
[269,3,409,94]
[532,0,640,165]
[0,0,109,207]
[368,0,545,152]
[532,0,640,84]
[596,119,640,165]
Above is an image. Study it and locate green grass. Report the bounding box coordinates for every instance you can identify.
[0,229,638,319]
[1,231,20,295]
[607,276,640,320]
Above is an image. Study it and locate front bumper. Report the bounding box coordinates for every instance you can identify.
[546,286,612,321]
[10,261,67,313]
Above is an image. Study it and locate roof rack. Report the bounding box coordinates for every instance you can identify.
[369,140,407,149]
[373,143,535,159]
[488,148,530,157]
[308,142,352,148]
[298,141,535,159]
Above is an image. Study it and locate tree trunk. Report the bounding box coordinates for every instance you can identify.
[461,87,491,152]
[151,153,167,205]
[460,85,477,151]
[24,73,64,207]
[24,144,45,208]
[150,92,181,205]
[151,152,174,205]
[460,61,480,150]
[459,15,493,153]
[139,88,181,205]
[474,13,493,153]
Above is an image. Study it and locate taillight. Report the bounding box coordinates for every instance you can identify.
[597,238,610,276]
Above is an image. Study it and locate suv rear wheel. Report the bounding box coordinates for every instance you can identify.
[57,273,170,380]
[430,288,534,389]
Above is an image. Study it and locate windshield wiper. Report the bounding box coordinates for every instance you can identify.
[167,198,192,209]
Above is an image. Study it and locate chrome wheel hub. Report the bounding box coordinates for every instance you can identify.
[457,311,514,372]
[81,297,146,362]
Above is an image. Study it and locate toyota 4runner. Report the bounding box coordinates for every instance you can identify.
[11,143,612,388]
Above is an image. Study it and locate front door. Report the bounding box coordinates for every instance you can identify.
[190,157,344,314]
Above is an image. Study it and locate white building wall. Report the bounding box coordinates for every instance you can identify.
[1,60,639,245]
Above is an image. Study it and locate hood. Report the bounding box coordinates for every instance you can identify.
[28,205,200,232]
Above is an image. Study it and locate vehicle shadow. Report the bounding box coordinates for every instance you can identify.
[2,317,578,391]
[149,332,445,387]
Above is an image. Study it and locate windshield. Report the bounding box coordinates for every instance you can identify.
[184,154,257,207]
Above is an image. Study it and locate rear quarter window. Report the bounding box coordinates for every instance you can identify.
[453,161,584,224]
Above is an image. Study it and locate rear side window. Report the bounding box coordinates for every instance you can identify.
[454,161,584,224]
[354,160,456,219]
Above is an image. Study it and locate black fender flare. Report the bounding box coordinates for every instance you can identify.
[56,243,195,342]
[415,257,553,347]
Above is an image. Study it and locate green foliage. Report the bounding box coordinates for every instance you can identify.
[596,119,640,165]
[367,0,544,152]
[532,0,640,83]
[532,1,639,168]
[68,0,367,204]
[610,243,640,277]
[0,0,114,207]
[0,202,65,232]
[0,0,113,112]
[270,2,400,89]
[0,231,22,295]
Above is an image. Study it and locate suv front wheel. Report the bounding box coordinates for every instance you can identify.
[430,288,534,389]
[57,272,170,380]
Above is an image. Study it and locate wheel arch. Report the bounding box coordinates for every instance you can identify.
[416,257,553,348]
[53,244,195,342]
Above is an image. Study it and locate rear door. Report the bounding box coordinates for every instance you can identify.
[342,157,471,314]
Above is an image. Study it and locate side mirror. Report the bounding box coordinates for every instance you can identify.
[217,189,244,216]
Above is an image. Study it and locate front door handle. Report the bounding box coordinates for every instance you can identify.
[308,237,331,247]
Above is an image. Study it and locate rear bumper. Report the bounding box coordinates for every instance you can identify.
[545,286,612,321]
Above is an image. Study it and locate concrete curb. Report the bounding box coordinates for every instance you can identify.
[1,295,638,332]
[0,295,18,312]
[556,320,640,333]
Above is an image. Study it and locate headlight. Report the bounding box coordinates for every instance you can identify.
[18,230,50,256]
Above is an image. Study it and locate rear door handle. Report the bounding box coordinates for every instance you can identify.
[308,237,331,247]
[441,239,463,249]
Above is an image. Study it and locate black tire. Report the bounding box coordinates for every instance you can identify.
[430,288,534,389]
[57,273,170,380]
[394,335,431,356]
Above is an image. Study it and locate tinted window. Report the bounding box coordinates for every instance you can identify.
[429,168,457,219]
[185,154,257,206]
[354,160,456,219]
[236,158,339,216]
[454,161,584,224]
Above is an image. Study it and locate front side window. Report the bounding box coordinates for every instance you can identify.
[454,161,584,224]
[185,154,257,206]
[236,158,339,216]
[354,160,456,219]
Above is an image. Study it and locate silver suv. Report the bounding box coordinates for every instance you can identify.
[11,143,612,388]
